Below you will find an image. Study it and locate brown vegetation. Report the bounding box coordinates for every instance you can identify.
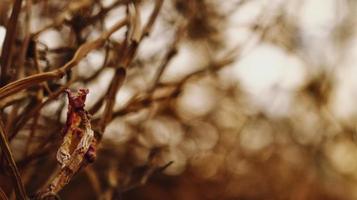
[0,0,357,199]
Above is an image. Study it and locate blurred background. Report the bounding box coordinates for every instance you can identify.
[1,0,357,199]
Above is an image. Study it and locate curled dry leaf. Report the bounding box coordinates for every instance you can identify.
[37,88,97,199]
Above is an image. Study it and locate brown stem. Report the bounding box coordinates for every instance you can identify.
[9,81,73,141]
[0,119,28,200]
[0,187,9,200]
[98,67,126,134]
[0,17,128,101]
[141,0,164,39]
[147,26,183,93]
[0,0,23,85]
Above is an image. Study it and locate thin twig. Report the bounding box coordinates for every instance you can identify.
[0,119,28,200]
[0,17,128,100]
[9,81,73,141]
[96,2,142,136]
[0,187,9,200]
[0,0,23,85]
[147,26,183,93]
[97,0,165,134]
[141,0,164,38]
[98,67,126,134]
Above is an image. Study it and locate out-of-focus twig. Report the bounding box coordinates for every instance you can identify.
[141,0,164,38]
[98,67,126,135]
[147,26,183,94]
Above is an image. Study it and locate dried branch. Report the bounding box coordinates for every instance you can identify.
[147,26,183,93]
[0,187,9,200]
[98,67,126,134]
[9,81,72,141]
[97,0,165,135]
[141,0,164,38]
[0,17,128,100]
[0,0,23,85]
[0,119,27,200]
